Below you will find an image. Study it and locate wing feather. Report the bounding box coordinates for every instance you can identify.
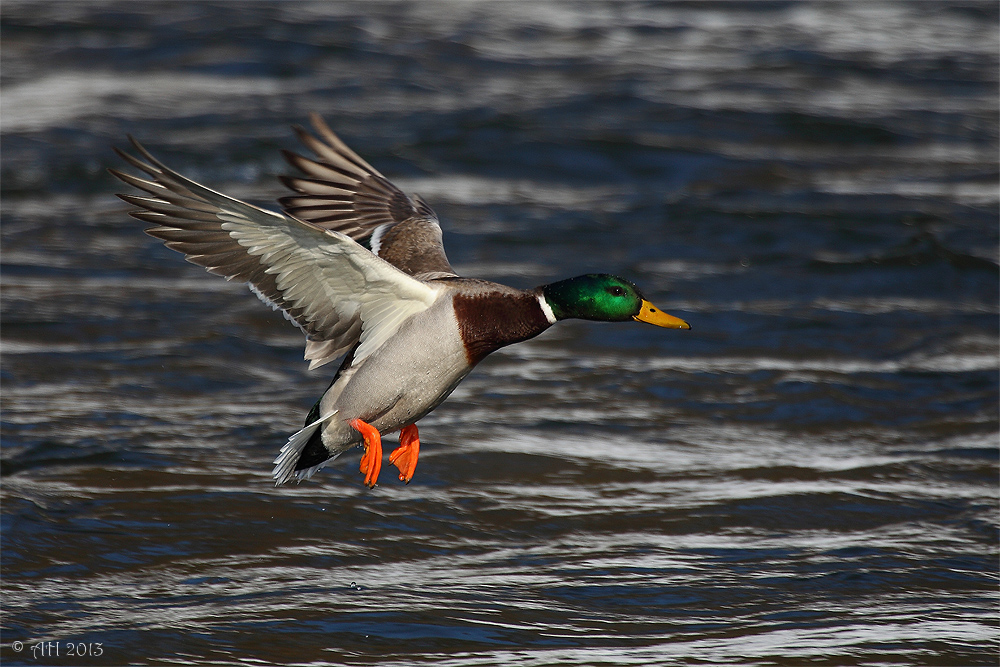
[279,113,457,280]
[111,138,440,370]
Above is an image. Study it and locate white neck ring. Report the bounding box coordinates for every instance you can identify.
[537,294,557,324]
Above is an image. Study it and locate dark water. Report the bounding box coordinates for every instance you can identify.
[2,2,998,665]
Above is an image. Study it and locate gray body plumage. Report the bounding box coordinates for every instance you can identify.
[315,290,473,453]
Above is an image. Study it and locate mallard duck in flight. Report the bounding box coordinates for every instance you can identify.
[110,114,690,488]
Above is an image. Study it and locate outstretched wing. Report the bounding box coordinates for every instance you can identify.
[110,138,440,370]
[279,113,457,281]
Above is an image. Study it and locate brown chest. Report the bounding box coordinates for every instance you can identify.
[452,290,553,365]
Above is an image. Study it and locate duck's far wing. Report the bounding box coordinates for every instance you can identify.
[278,113,458,281]
[111,138,439,370]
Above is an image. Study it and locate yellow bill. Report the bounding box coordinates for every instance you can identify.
[633,300,690,329]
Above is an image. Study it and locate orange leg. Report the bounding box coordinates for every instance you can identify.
[350,418,382,488]
[389,424,420,483]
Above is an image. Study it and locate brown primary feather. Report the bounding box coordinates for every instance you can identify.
[109,138,348,350]
[111,118,460,368]
[279,114,457,280]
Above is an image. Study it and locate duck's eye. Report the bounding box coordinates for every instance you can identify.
[608,286,626,297]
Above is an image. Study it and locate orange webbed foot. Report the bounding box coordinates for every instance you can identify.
[350,418,382,488]
[389,424,420,483]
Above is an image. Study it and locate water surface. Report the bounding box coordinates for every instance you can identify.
[2,2,998,665]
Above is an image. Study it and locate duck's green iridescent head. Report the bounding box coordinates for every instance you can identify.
[540,274,690,328]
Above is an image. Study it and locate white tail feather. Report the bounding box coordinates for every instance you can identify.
[272,410,338,485]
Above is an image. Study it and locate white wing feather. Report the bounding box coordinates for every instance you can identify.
[112,141,440,371]
[217,215,439,368]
